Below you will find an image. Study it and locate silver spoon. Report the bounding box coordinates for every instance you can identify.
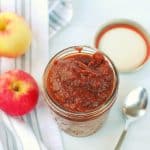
[115,87,148,150]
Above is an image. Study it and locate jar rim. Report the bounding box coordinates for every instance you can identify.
[43,45,119,120]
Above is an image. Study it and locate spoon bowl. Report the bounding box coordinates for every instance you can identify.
[123,87,148,119]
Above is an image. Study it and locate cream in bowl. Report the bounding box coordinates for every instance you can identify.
[95,21,150,72]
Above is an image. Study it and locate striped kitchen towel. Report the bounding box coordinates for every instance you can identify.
[0,0,72,149]
[49,0,73,38]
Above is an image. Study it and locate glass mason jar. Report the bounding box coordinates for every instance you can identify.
[43,46,119,137]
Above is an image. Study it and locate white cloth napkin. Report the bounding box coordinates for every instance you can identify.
[0,0,63,150]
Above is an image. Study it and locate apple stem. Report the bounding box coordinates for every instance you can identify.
[12,83,20,92]
[0,21,7,31]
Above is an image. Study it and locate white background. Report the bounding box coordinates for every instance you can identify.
[50,0,150,150]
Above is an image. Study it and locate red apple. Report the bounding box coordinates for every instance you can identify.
[0,70,39,116]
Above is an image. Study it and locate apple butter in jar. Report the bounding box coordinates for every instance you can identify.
[43,46,118,136]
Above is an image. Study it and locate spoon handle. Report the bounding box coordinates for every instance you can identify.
[114,129,127,150]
